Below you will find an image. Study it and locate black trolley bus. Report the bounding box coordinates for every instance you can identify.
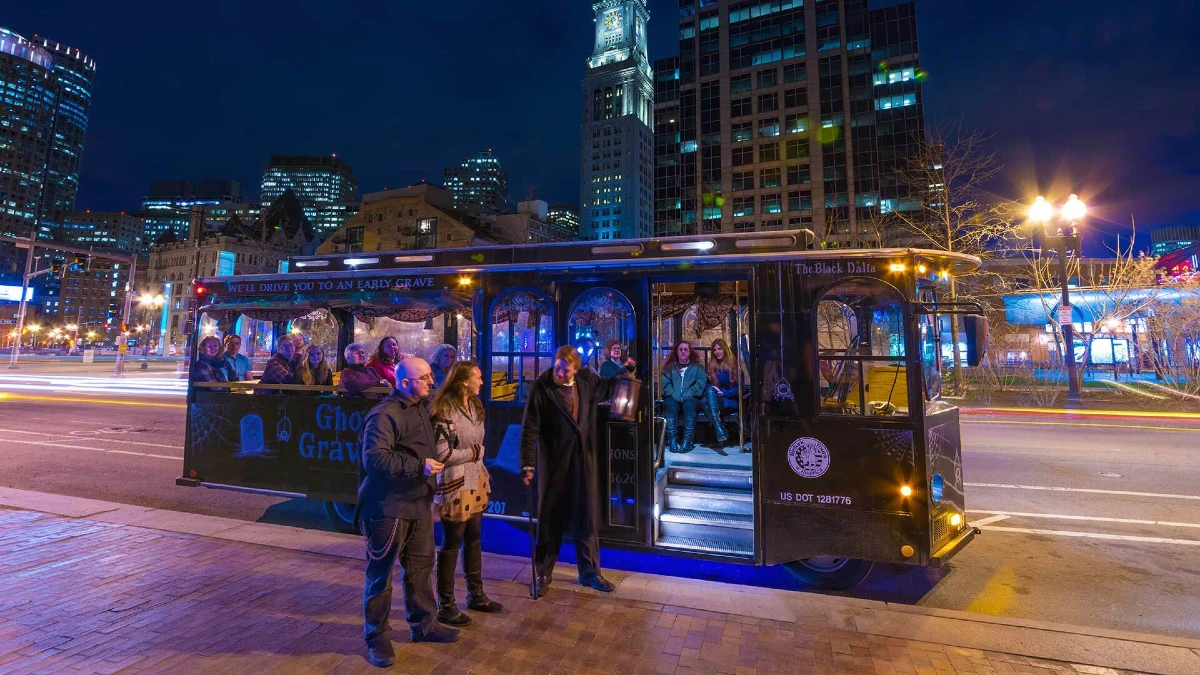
[179,231,985,589]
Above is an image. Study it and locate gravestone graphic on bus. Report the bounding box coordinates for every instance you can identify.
[238,414,266,457]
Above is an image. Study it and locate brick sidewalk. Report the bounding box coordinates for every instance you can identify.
[0,509,1144,674]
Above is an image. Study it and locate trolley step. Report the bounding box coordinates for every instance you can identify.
[664,486,753,515]
[666,465,753,490]
[659,508,753,545]
[655,535,753,557]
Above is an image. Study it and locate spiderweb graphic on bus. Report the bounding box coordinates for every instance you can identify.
[927,423,964,502]
[872,429,914,467]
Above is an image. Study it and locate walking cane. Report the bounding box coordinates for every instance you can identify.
[526,472,537,599]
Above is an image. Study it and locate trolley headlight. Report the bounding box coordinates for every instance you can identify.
[949,513,963,527]
[899,485,913,497]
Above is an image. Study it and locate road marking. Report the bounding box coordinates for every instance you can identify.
[980,525,1200,547]
[963,419,1200,433]
[0,437,180,461]
[969,514,1010,526]
[0,428,183,451]
[966,482,1200,501]
[970,510,1200,529]
[108,449,180,461]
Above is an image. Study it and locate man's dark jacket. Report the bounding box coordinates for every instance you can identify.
[356,392,437,523]
[519,368,619,507]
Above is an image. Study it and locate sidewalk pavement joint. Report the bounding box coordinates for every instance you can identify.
[0,485,1197,674]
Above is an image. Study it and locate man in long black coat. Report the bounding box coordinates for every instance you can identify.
[520,344,634,597]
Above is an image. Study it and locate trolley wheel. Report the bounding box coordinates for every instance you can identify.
[323,501,358,534]
[782,557,874,590]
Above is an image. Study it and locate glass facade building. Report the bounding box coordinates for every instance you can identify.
[141,179,243,254]
[654,1,926,245]
[0,27,94,287]
[547,204,582,238]
[57,211,144,254]
[260,155,358,239]
[1150,225,1200,256]
[581,0,655,241]
[444,149,508,216]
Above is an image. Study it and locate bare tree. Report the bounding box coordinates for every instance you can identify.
[1019,224,1159,400]
[887,123,1025,392]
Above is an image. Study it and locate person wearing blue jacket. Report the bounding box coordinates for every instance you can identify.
[661,341,707,453]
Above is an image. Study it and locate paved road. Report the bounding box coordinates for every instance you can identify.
[1,390,1197,640]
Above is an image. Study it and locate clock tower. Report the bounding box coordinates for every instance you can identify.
[580,0,654,241]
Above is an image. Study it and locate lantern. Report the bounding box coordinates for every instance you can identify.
[608,376,641,423]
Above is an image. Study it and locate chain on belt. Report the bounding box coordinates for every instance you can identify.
[363,516,401,562]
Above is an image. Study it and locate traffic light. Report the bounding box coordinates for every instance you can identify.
[49,261,64,277]
[69,256,85,273]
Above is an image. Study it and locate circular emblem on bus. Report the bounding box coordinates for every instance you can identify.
[787,437,830,478]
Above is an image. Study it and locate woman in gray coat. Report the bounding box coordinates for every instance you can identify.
[661,340,707,453]
[431,361,503,626]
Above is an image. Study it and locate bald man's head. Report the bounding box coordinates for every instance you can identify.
[395,357,434,400]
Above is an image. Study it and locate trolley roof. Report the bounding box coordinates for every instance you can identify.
[195,231,981,294]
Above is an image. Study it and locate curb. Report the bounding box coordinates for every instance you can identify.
[0,486,1197,674]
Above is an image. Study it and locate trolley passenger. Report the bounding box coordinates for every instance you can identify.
[661,340,706,454]
[598,340,631,378]
[365,337,400,390]
[221,334,251,381]
[193,336,229,383]
[339,342,386,397]
[429,343,457,389]
[703,338,741,448]
[294,343,334,392]
[257,335,299,393]
[431,361,503,626]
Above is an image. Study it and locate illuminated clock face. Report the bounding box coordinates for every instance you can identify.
[604,10,622,31]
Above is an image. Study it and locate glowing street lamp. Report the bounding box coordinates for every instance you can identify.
[1029,193,1088,405]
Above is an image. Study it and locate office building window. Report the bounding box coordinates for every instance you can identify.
[759,142,780,163]
[731,74,752,93]
[784,87,807,108]
[785,113,809,134]
[783,63,807,83]
[758,118,780,137]
[757,68,777,88]
[732,146,755,167]
[786,139,809,159]
[760,168,781,188]
[732,196,755,217]
[758,92,779,113]
[732,171,754,191]
[732,121,753,142]
[731,97,752,117]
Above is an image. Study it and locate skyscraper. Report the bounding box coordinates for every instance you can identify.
[0,27,94,284]
[35,35,96,234]
[444,149,508,216]
[260,155,359,239]
[580,0,655,241]
[653,1,927,246]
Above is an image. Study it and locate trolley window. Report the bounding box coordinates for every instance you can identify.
[490,288,554,404]
[816,278,908,417]
[353,310,471,366]
[567,287,635,372]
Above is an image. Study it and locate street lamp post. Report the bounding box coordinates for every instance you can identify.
[138,293,165,370]
[1029,194,1086,406]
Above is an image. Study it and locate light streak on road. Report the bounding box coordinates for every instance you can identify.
[0,374,186,397]
[0,392,185,409]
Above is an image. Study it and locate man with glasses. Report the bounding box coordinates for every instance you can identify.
[357,357,457,668]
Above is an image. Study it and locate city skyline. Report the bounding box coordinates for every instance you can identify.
[2,1,1196,255]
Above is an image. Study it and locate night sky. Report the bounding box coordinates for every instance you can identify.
[7,1,1197,254]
